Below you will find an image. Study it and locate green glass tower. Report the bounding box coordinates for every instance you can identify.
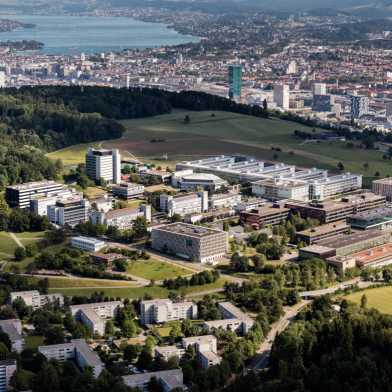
[228,64,242,99]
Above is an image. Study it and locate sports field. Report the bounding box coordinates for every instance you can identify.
[344,286,392,315]
[126,260,192,281]
[48,110,392,183]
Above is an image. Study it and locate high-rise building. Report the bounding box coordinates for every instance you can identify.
[287,60,297,75]
[228,64,242,99]
[313,83,327,96]
[312,94,332,112]
[273,84,290,110]
[351,95,369,120]
[85,148,121,184]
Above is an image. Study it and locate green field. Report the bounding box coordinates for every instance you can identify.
[126,260,191,281]
[48,110,392,182]
[47,277,228,299]
[0,231,46,261]
[344,286,392,315]
[46,142,101,166]
[25,335,45,350]
[47,277,137,289]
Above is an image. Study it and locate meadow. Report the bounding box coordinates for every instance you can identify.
[344,286,392,315]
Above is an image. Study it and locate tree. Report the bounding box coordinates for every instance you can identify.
[14,246,26,261]
[0,342,9,360]
[360,294,367,309]
[184,114,191,124]
[337,162,345,171]
[137,348,153,370]
[11,369,35,391]
[123,344,142,362]
[25,242,38,257]
[122,319,137,338]
[133,217,148,238]
[45,326,65,345]
[105,320,115,337]
[33,363,60,392]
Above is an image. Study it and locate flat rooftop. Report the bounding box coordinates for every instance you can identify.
[7,180,61,191]
[244,205,290,215]
[373,177,392,185]
[153,223,224,237]
[71,236,105,245]
[349,207,392,221]
[317,229,390,249]
[297,221,349,237]
[253,178,307,188]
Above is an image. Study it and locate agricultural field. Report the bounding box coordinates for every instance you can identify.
[126,259,192,281]
[48,110,392,185]
[344,286,392,315]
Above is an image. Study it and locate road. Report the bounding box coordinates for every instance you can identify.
[249,300,311,371]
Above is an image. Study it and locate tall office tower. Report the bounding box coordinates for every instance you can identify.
[228,64,242,99]
[351,95,369,120]
[86,148,121,184]
[274,84,290,110]
[313,82,327,96]
[287,60,297,75]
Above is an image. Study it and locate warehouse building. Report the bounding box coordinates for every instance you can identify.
[151,223,228,264]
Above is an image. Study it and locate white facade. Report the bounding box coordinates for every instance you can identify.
[274,84,290,109]
[10,290,64,309]
[209,192,242,209]
[70,301,122,336]
[373,178,392,201]
[252,178,309,202]
[0,359,16,392]
[140,299,197,325]
[160,192,208,217]
[86,148,121,184]
[112,182,145,199]
[48,198,90,227]
[71,236,106,252]
[313,83,327,95]
[0,319,24,353]
[39,339,104,378]
[176,173,228,192]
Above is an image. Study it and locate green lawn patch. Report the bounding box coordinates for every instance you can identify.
[47,277,136,288]
[46,142,100,166]
[126,260,191,281]
[344,286,392,315]
[25,335,45,350]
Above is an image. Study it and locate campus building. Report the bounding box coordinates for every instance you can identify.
[285,192,386,224]
[372,178,392,201]
[176,173,228,192]
[123,369,185,392]
[151,223,228,264]
[0,319,24,353]
[38,339,104,378]
[0,359,16,392]
[5,180,65,209]
[111,182,145,199]
[71,236,106,253]
[90,204,151,229]
[274,84,290,109]
[252,178,309,202]
[140,299,197,325]
[159,192,208,217]
[70,301,123,336]
[209,192,242,210]
[10,290,64,309]
[48,198,90,227]
[295,221,350,245]
[240,204,290,229]
[85,148,121,184]
[348,207,392,230]
[182,335,221,369]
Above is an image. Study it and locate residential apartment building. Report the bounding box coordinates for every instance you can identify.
[159,192,208,217]
[0,319,24,353]
[10,290,64,309]
[85,148,121,184]
[123,369,185,392]
[372,178,392,201]
[295,221,350,245]
[140,299,197,325]
[240,205,290,229]
[218,302,255,334]
[308,173,362,201]
[48,198,90,227]
[70,301,123,336]
[182,335,221,369]
[151,223,228,264]
[71,236,106,253]
[38,339,104,378]
[0,360,16,392]
[252,178,309,202]
[91,204,151,229]
[111,182,145,199]
[5,180,64,209]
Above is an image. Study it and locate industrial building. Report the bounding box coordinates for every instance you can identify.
[151,223,228,264]
[140,299,197,325]
[38,339,104,378]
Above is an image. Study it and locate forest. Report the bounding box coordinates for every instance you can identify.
[0,86,268,188]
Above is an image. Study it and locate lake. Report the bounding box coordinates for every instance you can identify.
[0,14,199,55]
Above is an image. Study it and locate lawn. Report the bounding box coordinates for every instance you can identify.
[344,286,392,315]
[47,277,137,289]
[46,142,100,166]
[126,260,191,281]
[0,232,18,258]
[25,335,45,350]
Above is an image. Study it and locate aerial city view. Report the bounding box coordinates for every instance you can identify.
[2,0,392,391]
